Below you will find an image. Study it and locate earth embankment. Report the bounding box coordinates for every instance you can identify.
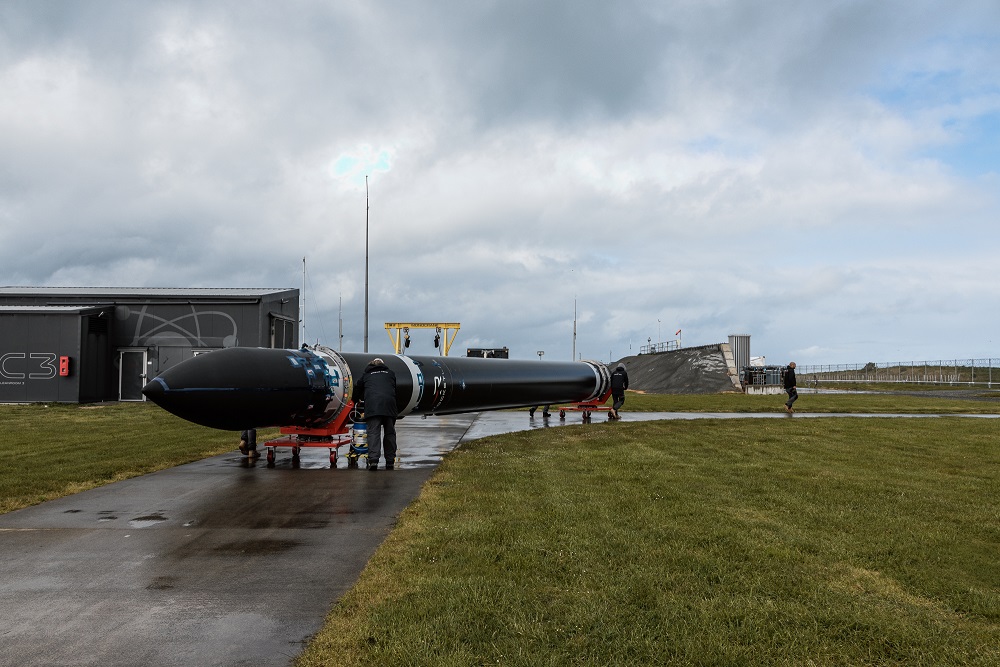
[613,344,741,394]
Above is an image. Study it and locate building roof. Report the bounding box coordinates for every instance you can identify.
[0,305,111,314]
[0,287,294,298]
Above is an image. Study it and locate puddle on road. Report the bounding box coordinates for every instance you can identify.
[129,514,168,528]
[213,538,301,555]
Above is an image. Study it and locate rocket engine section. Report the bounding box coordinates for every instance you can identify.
[142,345,611,431]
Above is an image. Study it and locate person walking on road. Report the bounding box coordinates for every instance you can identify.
[784,362,798,414]
[352,358,399,470]
[609,363,629,420]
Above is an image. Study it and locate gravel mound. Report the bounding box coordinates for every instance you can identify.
[613,344,740,394]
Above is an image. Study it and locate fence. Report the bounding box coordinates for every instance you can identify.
[797,359,1000,388]
[639,340,680,355]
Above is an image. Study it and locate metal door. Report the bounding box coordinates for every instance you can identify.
[119,349,147,401]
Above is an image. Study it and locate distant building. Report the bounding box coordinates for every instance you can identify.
[466,347,509,359]
[741,365,787,395]
[0,287,298,403]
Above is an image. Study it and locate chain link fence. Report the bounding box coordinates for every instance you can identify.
[798,359,1000,387]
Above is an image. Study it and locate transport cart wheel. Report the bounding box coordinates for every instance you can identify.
[559,410,566,420]
[330,450,338,468]
[266,448,275,468]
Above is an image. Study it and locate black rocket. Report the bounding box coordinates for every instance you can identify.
[142,345,611,431]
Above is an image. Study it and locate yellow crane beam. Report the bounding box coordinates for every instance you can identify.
[385,322,461,356]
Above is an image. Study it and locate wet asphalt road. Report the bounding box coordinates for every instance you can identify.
[0,411,558,667]
[2,410,998,666]
[0,414,477,667]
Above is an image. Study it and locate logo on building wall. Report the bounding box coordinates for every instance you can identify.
[117,305,240,348]
[0,352,57,382]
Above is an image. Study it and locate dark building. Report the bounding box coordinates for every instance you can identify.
[0,287,298,403]
[466,347,509,359]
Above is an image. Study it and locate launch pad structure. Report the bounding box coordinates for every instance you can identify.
[385,322,461,355]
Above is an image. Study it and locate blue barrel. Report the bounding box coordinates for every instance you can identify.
[351,421,368,455]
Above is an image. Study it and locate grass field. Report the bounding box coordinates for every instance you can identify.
[613,390,1000,414]
[298,416,1000,666]
[2,394,999,665]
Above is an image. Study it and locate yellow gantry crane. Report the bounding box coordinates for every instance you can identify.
[385,322,461,356]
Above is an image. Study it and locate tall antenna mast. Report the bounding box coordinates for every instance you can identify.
[364,175,370,352]
[339,294,343,351]
[301,256,306,345]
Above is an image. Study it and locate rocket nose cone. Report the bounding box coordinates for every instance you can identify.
[136,347,342,431]
[141,377,167,403]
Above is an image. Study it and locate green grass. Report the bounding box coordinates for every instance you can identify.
[578,390,1000,414]
[805,381,998,393]
[0,402,277,514]
[298,418,1000,666]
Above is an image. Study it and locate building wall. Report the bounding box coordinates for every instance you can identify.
[0,289,299,403]
[0,312,81,402]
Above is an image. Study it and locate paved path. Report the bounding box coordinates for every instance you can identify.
[2,410,997,666]
[0,415,477,667]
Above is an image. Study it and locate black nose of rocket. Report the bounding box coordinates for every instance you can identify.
[141,347,338,431]
[141,376,167,403]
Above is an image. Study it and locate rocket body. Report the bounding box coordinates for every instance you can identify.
[142,346,611,431]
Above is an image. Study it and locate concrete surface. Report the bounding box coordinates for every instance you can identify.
[3,409,998,666]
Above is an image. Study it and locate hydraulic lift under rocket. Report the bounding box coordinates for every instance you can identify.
[141,345,613,466]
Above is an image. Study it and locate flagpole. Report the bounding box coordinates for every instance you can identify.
[301,256,306,345]
[572,298,577,361]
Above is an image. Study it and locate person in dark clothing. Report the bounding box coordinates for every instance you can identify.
[783,362,798,413]
[351,357,399,470]
[238,428,257,457]
[609,363,628,420]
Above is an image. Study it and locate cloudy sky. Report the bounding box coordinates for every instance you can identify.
[2,1,998,366]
